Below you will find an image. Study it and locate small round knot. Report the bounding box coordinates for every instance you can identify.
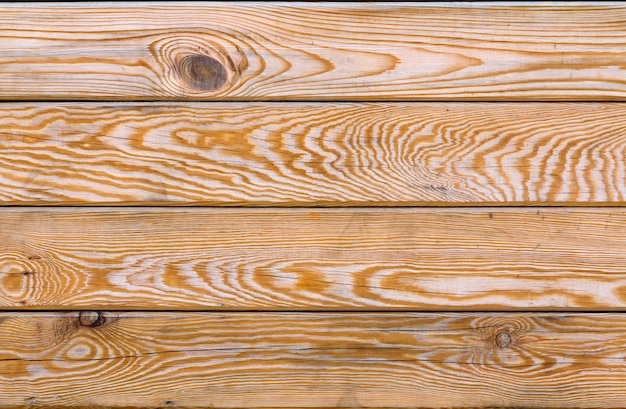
[495,331,512,348]
[78,311,105,328]
[178,54,228,92]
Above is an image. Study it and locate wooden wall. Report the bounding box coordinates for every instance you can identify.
[1,2,625,408]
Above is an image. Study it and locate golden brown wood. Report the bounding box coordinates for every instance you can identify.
[1,3,625,100]
[1,103,626,205]
[2,312,626,407]
[2,208,626,310]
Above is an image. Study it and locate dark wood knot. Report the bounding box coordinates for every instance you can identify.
[78,311,105,328]
[178,54,228,91]
[495,331,512,348]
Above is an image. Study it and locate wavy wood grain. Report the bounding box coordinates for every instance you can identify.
[1,208,626,310]
[3,312,626,407]
[2,103,626,205]
[1,3,626,100]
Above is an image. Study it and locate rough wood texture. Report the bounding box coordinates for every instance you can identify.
[2,312,626,408]
[2,208,625,310]
[2,103,626,205]
[1,3,626,100]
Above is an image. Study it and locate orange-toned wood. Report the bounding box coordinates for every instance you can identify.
[0,3,625,100]
[1,312,626,407]
[2,208,625,311]
[1,103,625,205]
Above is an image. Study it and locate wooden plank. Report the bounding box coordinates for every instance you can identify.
[2,312,626,408]
[2,102,626,205]
[2,207,626,311]
[1,3,625,100]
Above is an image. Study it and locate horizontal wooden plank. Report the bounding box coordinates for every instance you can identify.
[2,312,626,407]
[2,208,626,310]
[2,102,626,205]
[1,3,626,100]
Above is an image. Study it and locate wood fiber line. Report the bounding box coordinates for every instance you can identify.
[0,3,625,100]
[2,312,626,407]
[1,208,625,310]
[1,103,626,205]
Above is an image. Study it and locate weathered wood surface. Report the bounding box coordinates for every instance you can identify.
[2,103,626,205]
[2,208,625,310]
[1,3,626,100]
[2,312,626,407]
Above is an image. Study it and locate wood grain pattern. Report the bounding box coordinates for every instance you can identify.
[2,102,626,205]
[1,3,626,100]
[2,208,626,310]
[3,312,626,408]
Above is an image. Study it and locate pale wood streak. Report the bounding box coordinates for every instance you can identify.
[0,3,625,100]
[1,208,625,310]
[0,103,625,205]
